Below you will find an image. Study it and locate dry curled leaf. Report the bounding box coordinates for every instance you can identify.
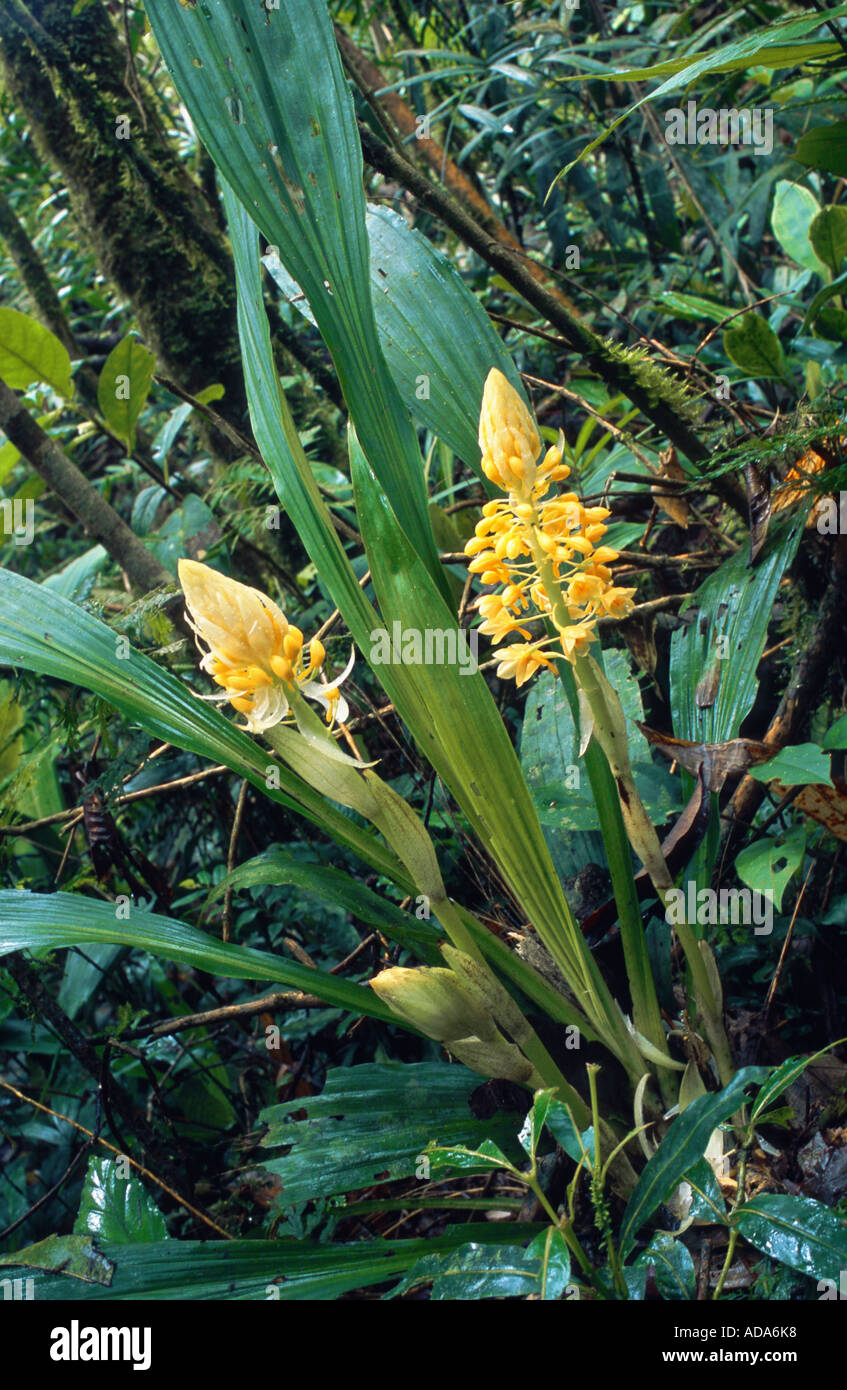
[652,445,691,529]
[639,726,773,792]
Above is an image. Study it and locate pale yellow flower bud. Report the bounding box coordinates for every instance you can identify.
[369,966,496,1042]
[478,368,541,495]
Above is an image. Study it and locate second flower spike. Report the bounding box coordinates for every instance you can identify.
[178,559,352,733]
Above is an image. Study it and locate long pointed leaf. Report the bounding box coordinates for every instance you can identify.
[0,890,395,1023]
[144,0,447,598]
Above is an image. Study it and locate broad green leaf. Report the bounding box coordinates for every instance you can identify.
[619,1068,767,1259]
[210,849,442,962]
[0,889,398,1025]
[669,524,803,744]
[734,1195,847,1282]
[526,1228,572,1300]
[723,313,788,383]
[146,493,218,577]
[74,1158,168,1243]
[748,742,833,786]
[771,181,828,278]
[0,307,72,396]
[259,1063,522,1204]
[1,1228,509,1301]
[794,120,847,179]
[0,567,406,885]
[822,712,847,749]
[735,828,806,913]
[519,1089,557,1160]
[751,1048,839,1123]
[638,1232,695,1300]
[265,202,522,474]
[425,1137,512,1175]
[683,1158,727,1225]
[389,1240,548,1300]
[97,335,155,452]
[144,0,446,598]
[42,545,107,600]
[810,206,847,276]
[544,1101,594,1164]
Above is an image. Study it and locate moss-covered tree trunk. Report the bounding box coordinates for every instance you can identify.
[0,0,247,454]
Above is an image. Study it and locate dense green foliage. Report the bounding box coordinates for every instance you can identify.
[0,0,846,1306]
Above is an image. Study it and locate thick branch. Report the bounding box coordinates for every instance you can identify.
[335,25,578,316]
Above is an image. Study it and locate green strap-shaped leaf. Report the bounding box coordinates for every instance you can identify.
[266,202,523,474]
[0,889,395,1024]
[144,0,447,599]
[2,1227,513,1301]
[210,848,443,962]
[669,523,803,744]
[0,567,407,886]
[259,1062,521,1204]
[619,1067,767,1259]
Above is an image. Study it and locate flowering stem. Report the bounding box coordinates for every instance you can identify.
[554,659,676,1106]
[527,544,734,1087]
[571,654,734,1087]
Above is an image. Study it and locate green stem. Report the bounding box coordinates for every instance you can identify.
[588,1064,628,1299]
[555,660,676,1106]
[713,1148,748,1300]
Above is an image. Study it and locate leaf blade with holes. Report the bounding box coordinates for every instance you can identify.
[734,828,806,912]
[259,1063,523,1204]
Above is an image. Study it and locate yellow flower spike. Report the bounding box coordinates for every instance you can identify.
[308,637,326,670]
[464,372,642,683]
[178,559,352,734]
